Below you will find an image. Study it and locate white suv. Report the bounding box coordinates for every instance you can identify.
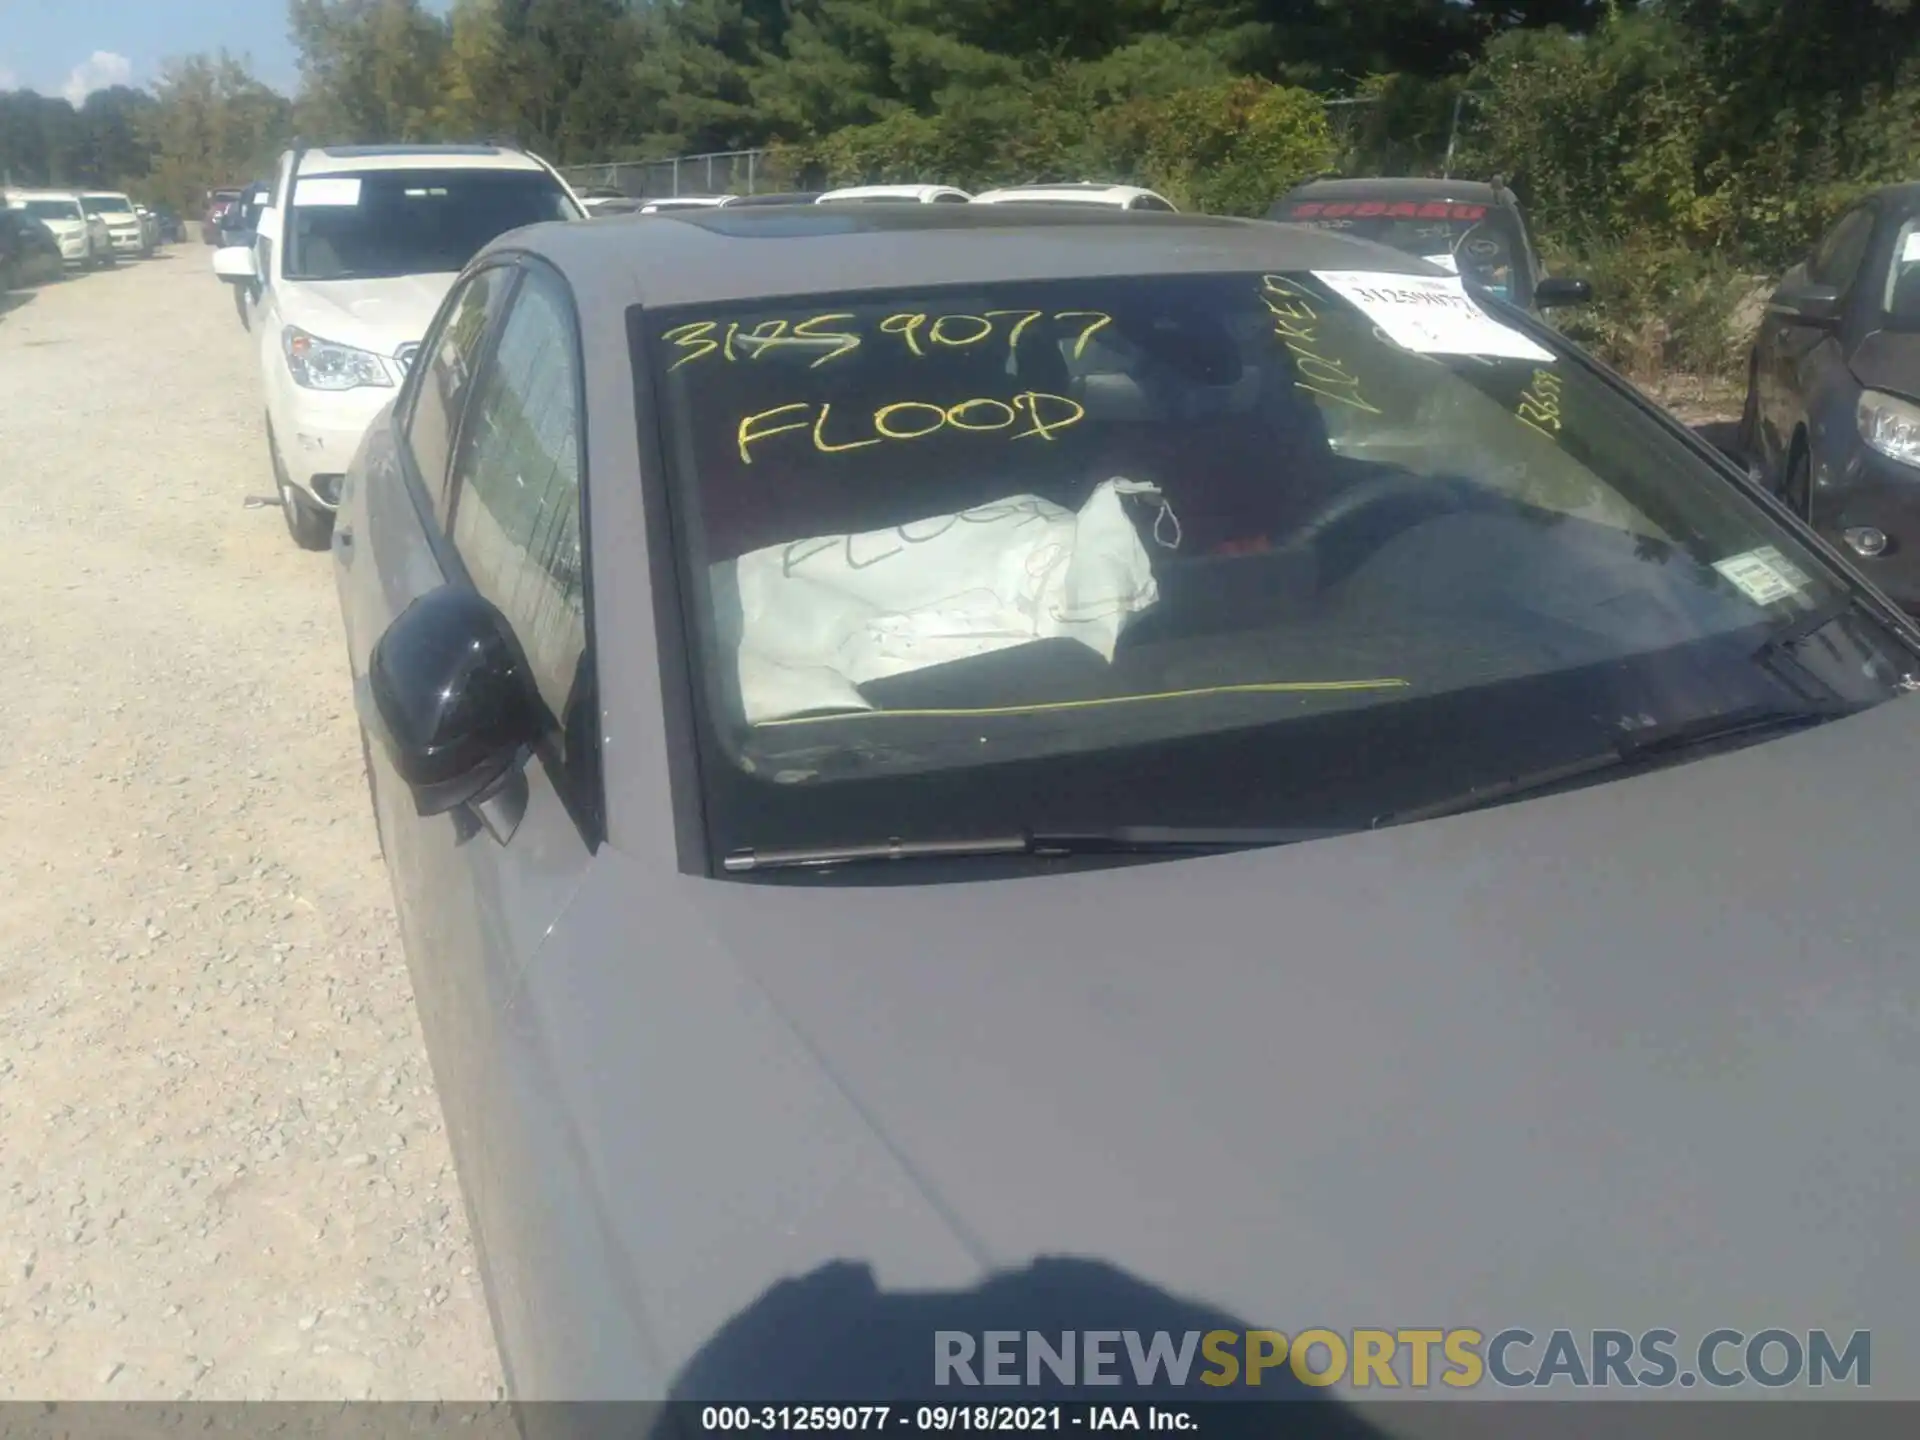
[5,190,111,267]
[214,143,585,548]
[80,191,151,257]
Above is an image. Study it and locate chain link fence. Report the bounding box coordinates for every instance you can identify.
[559,149,791,201]
[560,94,1481,201]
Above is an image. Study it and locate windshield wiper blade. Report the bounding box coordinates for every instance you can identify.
[1374,704,1854,830]
[722,825,1341,873]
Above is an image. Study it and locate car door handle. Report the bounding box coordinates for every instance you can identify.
[334,526,353,564]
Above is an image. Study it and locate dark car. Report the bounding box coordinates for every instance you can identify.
[1,208,65,291]
[1269,176,1592,315]
[335,204,1920,1402]
[1739,183,1920,606]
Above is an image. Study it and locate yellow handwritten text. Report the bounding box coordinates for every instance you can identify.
[1260,276,1382,415]
[666,310,1117,370]
[1515,366,1564,440]
[737,391,1087,464]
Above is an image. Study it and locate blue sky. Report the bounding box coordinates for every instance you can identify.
[0,0,447,102]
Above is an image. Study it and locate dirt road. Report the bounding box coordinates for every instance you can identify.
[0,254,504,1399]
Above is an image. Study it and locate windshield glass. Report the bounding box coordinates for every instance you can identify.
[1888,216,1920,327]
[639,269,1916,870]
[284,168,578,281]
[81,194,131,214]
[18,200,80,221]
[1276,198,1532,303]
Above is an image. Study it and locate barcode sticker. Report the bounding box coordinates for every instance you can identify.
[1713,546,1811,606]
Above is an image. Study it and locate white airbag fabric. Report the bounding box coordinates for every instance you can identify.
[713,477,1165,724]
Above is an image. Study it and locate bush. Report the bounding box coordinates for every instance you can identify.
[1543,239,1761,385]
[1117,78,1335,216]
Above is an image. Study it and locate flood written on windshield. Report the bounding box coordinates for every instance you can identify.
[636,267,1917,865]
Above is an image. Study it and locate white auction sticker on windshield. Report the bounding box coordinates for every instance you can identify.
[293,177,361,207]
[1713,546,1811,606]
[1903,229,1920,262]
[1420,253,1461,274]
[1312,270,1553,361]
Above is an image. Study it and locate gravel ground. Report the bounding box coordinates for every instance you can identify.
[0,253,505,1400]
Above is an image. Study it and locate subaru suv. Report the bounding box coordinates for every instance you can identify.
[80,190,150,258]
[213,143,584,548]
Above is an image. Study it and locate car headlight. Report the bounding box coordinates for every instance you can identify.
[281,326,393,392]
[1858,389,1920,469]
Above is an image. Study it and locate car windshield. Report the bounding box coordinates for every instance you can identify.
[1276,199,1533,302]
[639,269,1916,871]
[1887,216,1920,327]
[283,168,577,281]
[81,194,130,214]
[18,200,80,221]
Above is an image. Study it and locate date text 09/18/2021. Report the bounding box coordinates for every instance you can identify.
[699,1406,1192,1433]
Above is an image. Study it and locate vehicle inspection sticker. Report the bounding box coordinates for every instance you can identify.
[1312,270,1554,361]
[1713,546,1812,606]
[293,177,362,207]
[1903,229,1920,262]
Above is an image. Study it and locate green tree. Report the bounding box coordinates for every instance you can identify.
[489,0,648,161]
[140,52,295,211]
[288,0,450,142]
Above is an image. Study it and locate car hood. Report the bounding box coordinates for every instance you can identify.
[1850,328,1920,403]
[277,274,455,359]
[539,694,1920,1403]
[36,217,84,236]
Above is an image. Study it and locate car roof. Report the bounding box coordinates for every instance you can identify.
[817,184,971,202]
[5,190,81,202]
[1279,177,1510,206]
[973,184,1165,203]
[501,203,1441,310]
[1865,181,1920,210]
[296,144,550,177]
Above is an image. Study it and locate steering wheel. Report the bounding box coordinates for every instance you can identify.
[1273,470,1501,589]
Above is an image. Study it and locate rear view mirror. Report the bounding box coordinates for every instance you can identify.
[1534,276,1593,307]
[366,585,545,818]
[211,245,257,283]
[1774,278,1843,327]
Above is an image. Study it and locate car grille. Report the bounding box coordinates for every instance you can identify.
[394,344,420,375]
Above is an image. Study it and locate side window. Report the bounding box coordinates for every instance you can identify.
[933,192,970,204]
[1810,207,1876,292]
[402,265,515,522]
[1889,216,1920,322]
[1134,196,1175,212]
[445,268,593,824]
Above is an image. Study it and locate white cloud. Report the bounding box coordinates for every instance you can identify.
[61,50,132,106]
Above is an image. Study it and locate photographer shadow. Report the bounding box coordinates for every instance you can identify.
[523,1256,1392,1440]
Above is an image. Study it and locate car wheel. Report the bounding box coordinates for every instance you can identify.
[1786,438,1814,524]
[269,427,335,551]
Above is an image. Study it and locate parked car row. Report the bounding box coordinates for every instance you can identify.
[2,186,175,293]
[580,180,1182,215]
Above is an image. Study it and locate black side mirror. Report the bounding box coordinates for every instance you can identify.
[1533,276,1593,308]
[1775,279,1843,326]
[367,585,545,817]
